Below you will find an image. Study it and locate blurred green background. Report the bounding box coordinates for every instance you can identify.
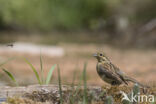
[0,0,156,47]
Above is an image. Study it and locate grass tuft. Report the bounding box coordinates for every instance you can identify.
[57,64,63,104]
[22,55,56,85]
[83,62,87,104]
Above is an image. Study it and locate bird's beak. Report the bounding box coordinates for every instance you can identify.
[93,53,98,57]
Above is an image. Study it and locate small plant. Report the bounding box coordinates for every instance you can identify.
[23,55,56,85]
[83,62,87,104]
[133,83,140,96]
[105,96,114,104]
[1,54,56,85]
[2,68,18,86]
[69,65,79,104]
[71,64,78,88]
[68,63,88,104]
[57,65,63,104]
[69,65,83,104]
[0,57,17,86]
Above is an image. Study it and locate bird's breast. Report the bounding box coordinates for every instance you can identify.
[96,63,114,83]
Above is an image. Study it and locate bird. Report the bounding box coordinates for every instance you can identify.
[93,52,148,88]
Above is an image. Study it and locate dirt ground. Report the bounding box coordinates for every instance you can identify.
[0,43,156,86]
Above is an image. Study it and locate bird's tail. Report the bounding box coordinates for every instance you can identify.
[124,76,149,88]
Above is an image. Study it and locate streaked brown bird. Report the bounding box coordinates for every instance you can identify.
[94,52,147,87]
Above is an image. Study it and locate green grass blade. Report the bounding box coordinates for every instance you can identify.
[0,57,15,67]
[83,62,87,104]
[40,52,43,72]
[71,64,78,88]
[23,58,41,85]
[57,65,63,104]
[2,68,18,86]
[40,52,44,84]
[70,68,83,104]
[69,65,78,104]
[46,64,56,85]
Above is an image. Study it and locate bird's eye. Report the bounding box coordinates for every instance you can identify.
[100,53,103,56]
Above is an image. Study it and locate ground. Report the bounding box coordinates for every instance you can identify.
[0,85,156,104]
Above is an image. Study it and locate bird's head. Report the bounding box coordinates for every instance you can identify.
[93,52,110,62]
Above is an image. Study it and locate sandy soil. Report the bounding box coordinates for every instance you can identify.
[0,43,156,86]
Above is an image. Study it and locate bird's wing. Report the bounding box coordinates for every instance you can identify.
[99,65,123,82]
[111,64,128,85]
